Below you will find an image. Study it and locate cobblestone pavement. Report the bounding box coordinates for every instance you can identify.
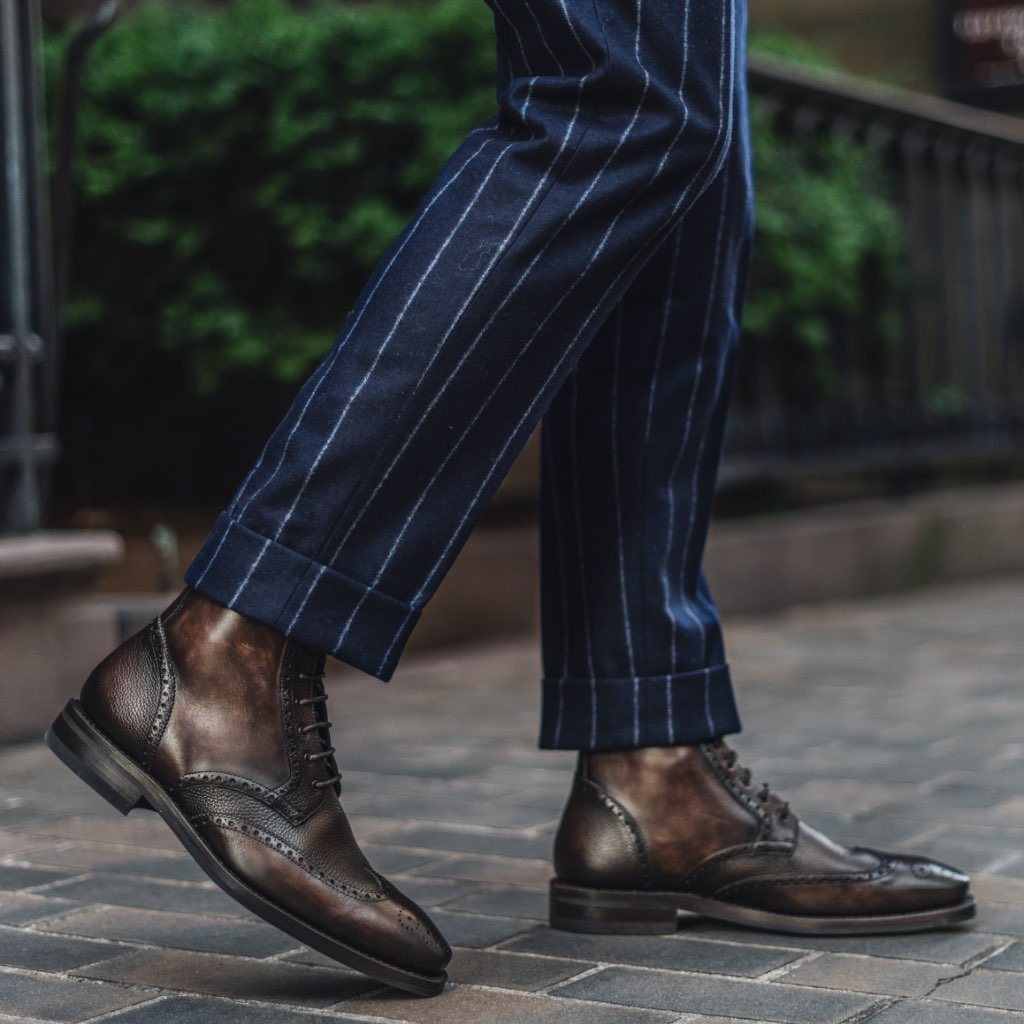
[2,575,1024,1022]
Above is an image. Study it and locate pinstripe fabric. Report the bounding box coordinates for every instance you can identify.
[187,0,751,749]
[538,61,754,748]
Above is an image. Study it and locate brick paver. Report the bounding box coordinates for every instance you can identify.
[1,575,1023,1022]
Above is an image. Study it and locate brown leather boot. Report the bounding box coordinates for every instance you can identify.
[550,743,974,935]
[45,589,450,995]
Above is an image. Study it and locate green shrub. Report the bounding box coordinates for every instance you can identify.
[743,32,906,406]
[745,106,905,405]
[51,0,497,393]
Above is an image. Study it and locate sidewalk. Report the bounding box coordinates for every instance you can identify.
[1,575,1023,1023]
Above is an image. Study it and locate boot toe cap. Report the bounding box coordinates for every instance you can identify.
[884,854,971,911]
[359,882,452,976]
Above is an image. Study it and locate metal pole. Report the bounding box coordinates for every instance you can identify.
[0,0,56,533]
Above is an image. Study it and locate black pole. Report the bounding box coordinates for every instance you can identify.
[52,0,120,341]
[0,0,59,533]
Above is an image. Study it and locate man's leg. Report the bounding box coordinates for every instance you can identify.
[538,64,753,751]
[540,63,973,935]
[48,0,750,995]
[183,0,744,682]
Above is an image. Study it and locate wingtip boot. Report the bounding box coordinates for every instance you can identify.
[45,587,451,995]
[550,743,974,936]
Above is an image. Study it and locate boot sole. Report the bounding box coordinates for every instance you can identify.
[45,699,447,996]
[549,879,977,936]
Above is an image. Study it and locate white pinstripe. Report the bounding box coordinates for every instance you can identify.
[680,218,741,670]
[549,0,590,749]
[521,77,538,122]
[609,307,640,744]
[665,674,675,742]
[665,159,733,675]
[627,0,650,746]
[521,0,567,75]
[191,519,234,592]
[702,667,714,735]
[286,564,327,634]
[491,0,533,73]
[543,433,572,747]
[555,0,588,57]
[229,537,270,605]
[664,2,737,225]
[642,227,685,447]
[567,373,599,746]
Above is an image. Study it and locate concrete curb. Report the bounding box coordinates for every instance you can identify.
[705,481,1024,613]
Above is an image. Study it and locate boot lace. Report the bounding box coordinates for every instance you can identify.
[716,743,790,823]
[297,671,343,791]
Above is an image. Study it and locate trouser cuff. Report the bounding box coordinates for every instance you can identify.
[184,514,418,681]
[539,663,740,750]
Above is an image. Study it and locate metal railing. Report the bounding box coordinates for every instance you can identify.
[724,55,1024,482]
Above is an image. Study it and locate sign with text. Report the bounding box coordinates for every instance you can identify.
[943,0,1024,107]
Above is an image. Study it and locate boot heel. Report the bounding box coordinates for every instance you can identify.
[44,700,150,816]
[549,880,678,934]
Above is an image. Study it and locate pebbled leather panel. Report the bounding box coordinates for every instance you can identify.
[178,770,275,802]
[80,627,163,765]
[554,766,648,889]
[175,783,378,897]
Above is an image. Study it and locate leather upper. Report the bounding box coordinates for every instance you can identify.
[80,588,451,975]
[554,743,969,917]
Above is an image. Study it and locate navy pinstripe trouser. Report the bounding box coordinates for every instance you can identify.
[186,0,753,750]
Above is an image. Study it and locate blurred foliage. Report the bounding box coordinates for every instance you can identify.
[746,107,905,405]
[48,0,497,394]
[744,31,906,406]
[46,0,906,503]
